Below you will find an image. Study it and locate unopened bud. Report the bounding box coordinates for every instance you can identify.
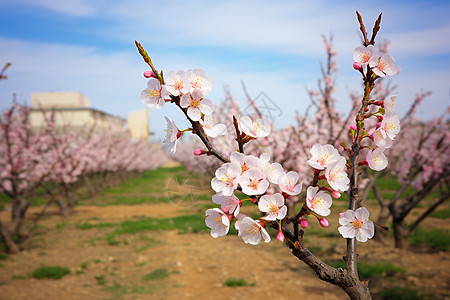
[331,190,341,199]
[222,207,230,214]
[193,148,203,156]
[277,231,285,242]
[319,218,329,228]
[299,218,309,229]
[376,122,382,129]
[143,70,155,78]
[353,62,362,70]
[339,212,344,218]
[349,124,357,130]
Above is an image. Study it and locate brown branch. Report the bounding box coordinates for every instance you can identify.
[407,192,449,234]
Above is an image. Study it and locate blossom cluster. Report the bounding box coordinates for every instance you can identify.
[206,150,301,245]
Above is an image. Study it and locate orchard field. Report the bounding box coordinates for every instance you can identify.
[0,163,448,300]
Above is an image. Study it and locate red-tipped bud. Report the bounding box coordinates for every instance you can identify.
[376,115,383,122]
[331,190,341,199]
[350,124,357,130]
[359,160,369,166]
[277,231,285,242]
[143,70,155,78]
[319,218,329,228]
[222,207,230,214]
[193,148,203,156]
[353,62,362,70]
[299,218,309,229]
[376,122,382,129]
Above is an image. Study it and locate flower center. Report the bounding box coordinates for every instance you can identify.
[360,53,370,63]
[352,218,363,229]
[147,89,161,98]
[240,163,250,175]
[191,77,203,89]
[173,79,184,90]
[248,178,262,191]
[190,99,201,108]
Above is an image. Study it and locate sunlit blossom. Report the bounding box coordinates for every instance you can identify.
[306,186,332,216]
[259,153,285,184]
[278,171,302,195]
[140,78,169,109]
[230,152,260,176]
[258,193,287,221]
[212,192,240,217]
[238,217,270,245]
[325,157,349,192]
[239,115,271,138]
[180,89,215,121]
[307,144,341,170]
[205,208,230,238]
[369,53,399,77]
[162,117,179,154]
[165,70,190,96]
[199,114,227,138]
[239,169,269,195]
[366,147,388,171]
[338,207,374,242]
[211,163,241,196]
[186,69,214,95]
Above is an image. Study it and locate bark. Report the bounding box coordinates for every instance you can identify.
[392,220,406,249]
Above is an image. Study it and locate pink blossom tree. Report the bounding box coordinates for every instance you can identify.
[135,12,403,299]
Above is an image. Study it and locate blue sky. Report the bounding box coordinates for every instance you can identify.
[1,0,449,141]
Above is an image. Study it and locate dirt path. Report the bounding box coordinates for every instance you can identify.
[1,201,449,300]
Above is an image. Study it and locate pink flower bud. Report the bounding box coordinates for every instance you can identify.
[331,190,341,199]
[339,212,344,218]
[350,124,357,130]
[193,148,203,156]
[143,70,155,78]
[319,218,329,228]
[353,62,362,70]
[299,218,309,229]
[277,231,285,242]
[376,122,382,129]
[222,207,229,214]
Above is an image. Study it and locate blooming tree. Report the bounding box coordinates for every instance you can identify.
[368,97,449,248]
[0,101,167,253]
[136,12,403,299]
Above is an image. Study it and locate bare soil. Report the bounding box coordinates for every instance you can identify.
[0,167,448,300]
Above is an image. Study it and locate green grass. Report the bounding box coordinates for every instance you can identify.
[32,265,70,279]
[141,268,169,281]
[223,277,255,287]
[102,281,160,296]
[78,214,208,245]
[379,287,427,300]
[409,228,450,252]
[332,261,405,279]
[430,208,450,219]
[95,275,106,285]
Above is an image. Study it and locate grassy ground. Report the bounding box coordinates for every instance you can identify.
[0,166,449,299]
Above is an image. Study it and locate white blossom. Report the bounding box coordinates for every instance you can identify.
[338,207,374,242]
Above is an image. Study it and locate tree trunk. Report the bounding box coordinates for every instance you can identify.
[393,219,406,249]
[0,220,20,254]
[374,205,390,242]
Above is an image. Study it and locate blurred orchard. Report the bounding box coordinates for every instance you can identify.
[0,80,167,253]
[135,11,449,300]
[0,10,449,300]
